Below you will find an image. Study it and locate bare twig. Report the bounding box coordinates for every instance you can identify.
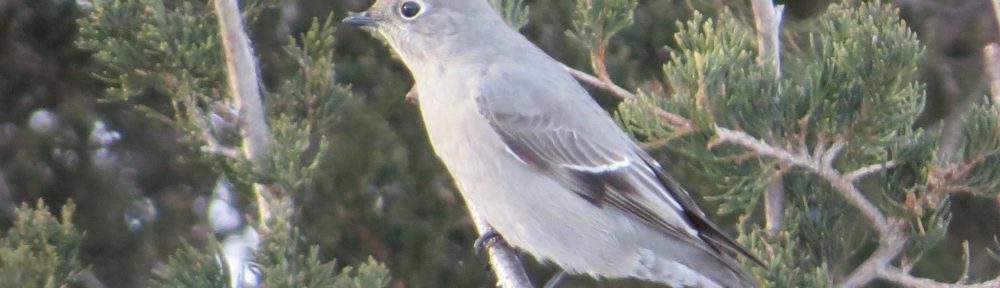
[713,127,892,234]
[845,160,900,182]
[750,1,784,79]
[468,205,534,288]
[751,0,786,236]
[562,64,694,132]
[214,0,274,224]
[763,174,784,234]
[710,125,1000,287]
[879,266,1000,288]
[712,126,904,287]
[563,63,636,100]
[590,39,613,85]
[559,12,1000,286]
[842,233,908,288]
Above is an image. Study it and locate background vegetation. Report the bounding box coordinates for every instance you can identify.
[0,0,998,287]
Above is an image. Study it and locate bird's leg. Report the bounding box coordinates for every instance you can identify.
[473,226,504,256]
[543,271,567,288]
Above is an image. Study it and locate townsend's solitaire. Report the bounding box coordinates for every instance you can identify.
[344,1,759,287]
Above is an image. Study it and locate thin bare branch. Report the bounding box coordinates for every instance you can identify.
[764,174,784,234]
[712,126,906,287]
[563,63,636,100]
[750,1,784,79]
[562,64,694,132]
[590,39,613,85]
[711,126,1000,287]
[713,127,892,234]
[751,0,786,236]
[879,266,1000,288]
[846,160,900,182]
[214,0,274,224]
[559,13,1000,286]
[822,138,847,168]
[842,232,908,288]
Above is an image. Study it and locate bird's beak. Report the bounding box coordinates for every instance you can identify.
[343,11,377,27]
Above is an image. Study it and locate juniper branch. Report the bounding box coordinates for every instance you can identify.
[845,160,900,182]
[214,0,275,225]
[562,64,694,132]
[467,205,533,288]
[750,0,786,236]
[879,266,1000,288]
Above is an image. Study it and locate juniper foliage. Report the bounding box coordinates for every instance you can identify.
[0,201,84,288]
[76,0,388,286]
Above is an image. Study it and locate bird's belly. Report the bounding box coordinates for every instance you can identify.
[416,92,642,276]
[414,86,734,288]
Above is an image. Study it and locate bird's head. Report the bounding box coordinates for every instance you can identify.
[343,0,500,64]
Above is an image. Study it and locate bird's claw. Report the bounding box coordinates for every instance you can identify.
[474,227,503,255]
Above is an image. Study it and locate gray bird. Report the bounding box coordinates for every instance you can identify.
[344,1,759,287]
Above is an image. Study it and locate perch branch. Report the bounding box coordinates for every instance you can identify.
[468,205,534,288]
[214,0,274,225]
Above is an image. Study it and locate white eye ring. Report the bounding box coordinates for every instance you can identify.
[399,0,428,20]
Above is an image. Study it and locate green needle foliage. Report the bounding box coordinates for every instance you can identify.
[614,1,1000,285]
[254,199,389,288]
[489,0,530,31]
[150,239,231,288]
[0,201,84,288]
[569,0,639,51]
[954,104,1000,197]
[77,0,388,286]
[5,0,996,286]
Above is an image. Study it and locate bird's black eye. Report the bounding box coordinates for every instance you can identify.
[400,1,421,19]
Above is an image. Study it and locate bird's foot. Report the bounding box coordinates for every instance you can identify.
[474,227,504,255]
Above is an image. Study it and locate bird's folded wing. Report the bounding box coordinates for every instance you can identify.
[477,105,701,238]
[475,94,761,266]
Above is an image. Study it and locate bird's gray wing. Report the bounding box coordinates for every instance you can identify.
[475,92,762,266]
